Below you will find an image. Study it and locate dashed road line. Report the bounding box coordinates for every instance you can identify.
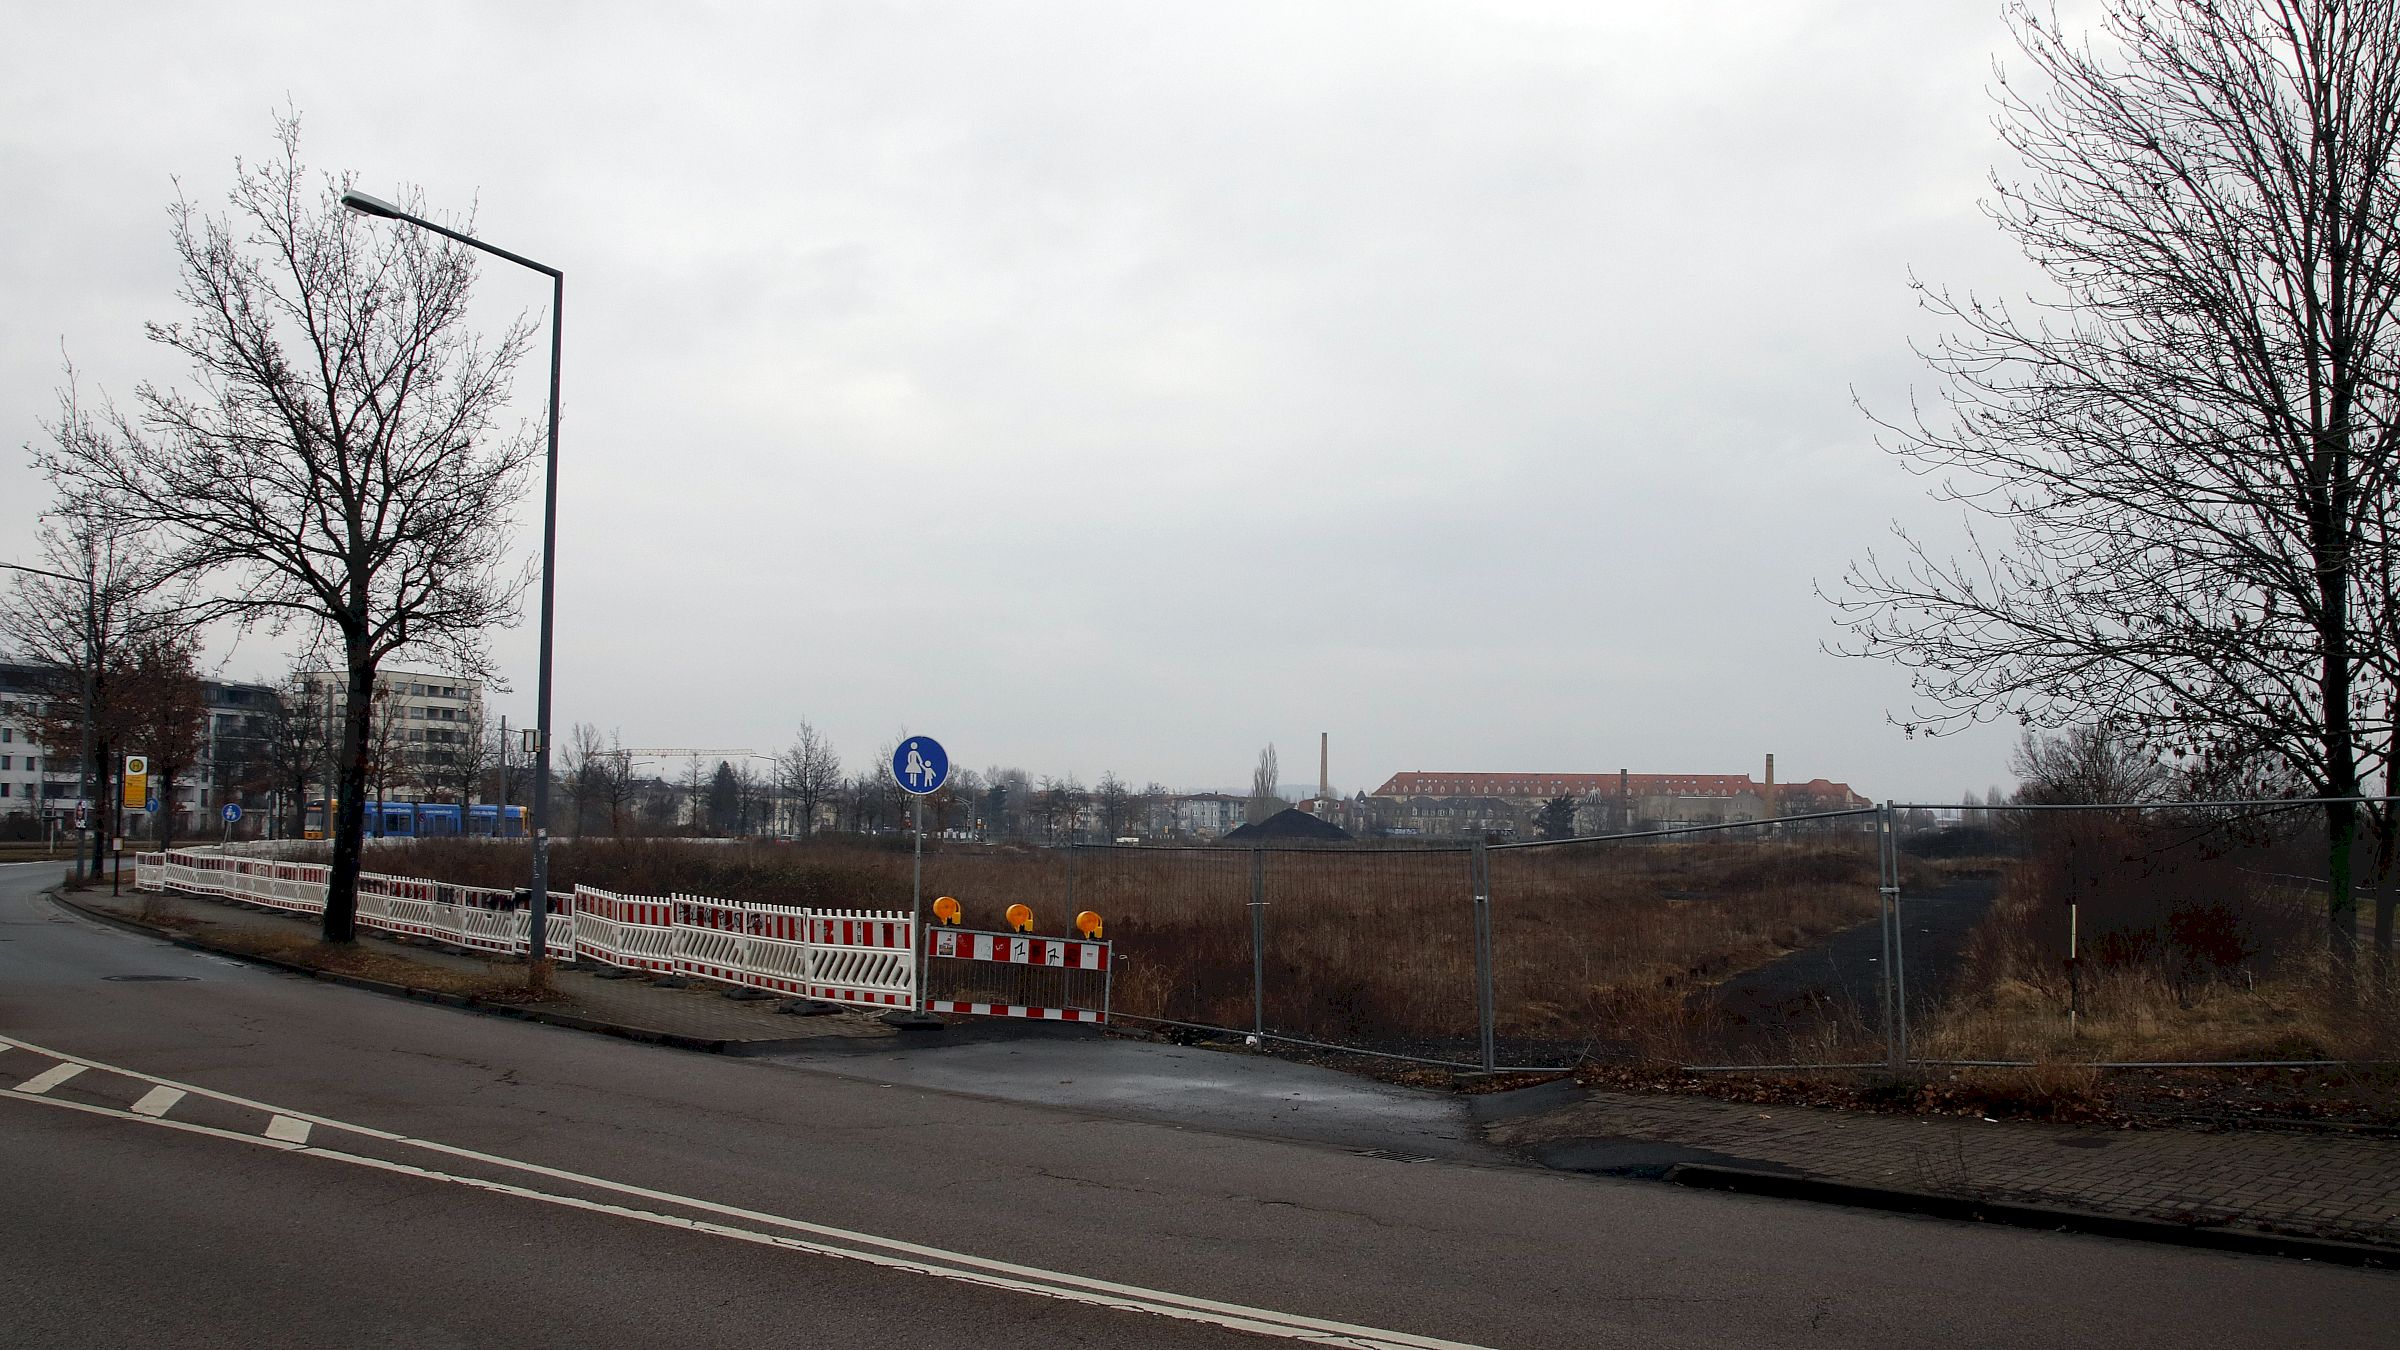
[131,1086,186,1117]
[14,1062,88,1095]
[0,1033,1489,1350]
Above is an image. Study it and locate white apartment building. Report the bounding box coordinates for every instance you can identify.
[1168,792,1251,840]
[0,658,278,828]
[297,667,484,801]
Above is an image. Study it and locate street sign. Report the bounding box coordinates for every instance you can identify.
[222,803,243,824]
[122,755,148,810]
[73,800,90,830]
[891,737,949,796]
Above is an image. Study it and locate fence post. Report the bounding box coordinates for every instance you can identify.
[1249,846,1267,1040]
[1878,801,1903,1069]
[1471,840,1496,1073]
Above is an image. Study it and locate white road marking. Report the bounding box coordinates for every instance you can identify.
[264,1114,311,1144]
[0,1033,1488,1350]
[131,1086,186,1117]
[14,1062,88,1095]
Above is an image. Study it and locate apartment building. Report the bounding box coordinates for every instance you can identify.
[0,658,278,828]
[297,667,485,802]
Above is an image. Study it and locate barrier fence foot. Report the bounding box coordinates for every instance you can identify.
[778,998,841,1016]
[651,975,694,989]
[882,1010,945,1031]
[724,986,778,1002]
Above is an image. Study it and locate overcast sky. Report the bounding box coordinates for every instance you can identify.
[2,2,2057,803]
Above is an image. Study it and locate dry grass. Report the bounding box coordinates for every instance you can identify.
[129,898,555,1003]
[389,833,1883,1057]
[1920,816,2400,1064]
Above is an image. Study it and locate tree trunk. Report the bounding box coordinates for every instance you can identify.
[88,736,112,880]
[322,654,376,943]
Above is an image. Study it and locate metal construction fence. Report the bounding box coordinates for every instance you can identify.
[985,798,2398,1073]
[143,797,2400,1071]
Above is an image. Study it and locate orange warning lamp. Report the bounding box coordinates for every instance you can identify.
[932,896,962,925]
[1075,910,1104,939]
[1004,903,1034,933]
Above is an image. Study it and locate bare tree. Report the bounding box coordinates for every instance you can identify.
[777,720,842,840]
[1037,773,1087,841]
[1094,771,1135,840]
[418,695,491,809]
[679,755,711,835]
[559,722,608,837]
[1832,0,2400,957]
[35,117,537,940]
[255,671,329,839]
[1247,744,1283,824]
[118,633,208,848]
[0,501,172,875]
[2010,724,2172,805]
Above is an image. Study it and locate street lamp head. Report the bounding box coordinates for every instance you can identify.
[339,189,403,220]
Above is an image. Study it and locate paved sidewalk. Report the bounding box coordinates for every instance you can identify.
[1481,1081,2400,1251]
[65,887,898,1050]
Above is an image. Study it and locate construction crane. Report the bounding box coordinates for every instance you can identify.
[617,747,759,760]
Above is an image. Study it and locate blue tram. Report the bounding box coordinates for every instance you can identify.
[304,799,524,840]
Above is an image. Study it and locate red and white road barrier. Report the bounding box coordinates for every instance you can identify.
[140,849,1113,1024]
[567,885,915,1009]
[138,849,571,958]
[924,927,1112,1024]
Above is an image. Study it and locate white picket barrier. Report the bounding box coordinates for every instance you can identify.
[573,886,677,973]
[137,848,914,1008]
[138,848,568,962]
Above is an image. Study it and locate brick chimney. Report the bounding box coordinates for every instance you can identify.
[1763,753,1777,818]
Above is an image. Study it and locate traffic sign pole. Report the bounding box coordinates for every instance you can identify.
[913,793,926,1009]
[889,737,950,1023]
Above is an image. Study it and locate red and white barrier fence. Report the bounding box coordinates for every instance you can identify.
[565,887,914,1009]
[924,927,1112,1023]
[137,850,1111,1024]
[137,849,563,956]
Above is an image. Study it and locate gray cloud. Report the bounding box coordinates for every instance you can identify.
[2,2,2041,801]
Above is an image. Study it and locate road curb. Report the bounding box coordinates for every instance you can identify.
[49,890,817,1057]
[1662,1162,2399,1269]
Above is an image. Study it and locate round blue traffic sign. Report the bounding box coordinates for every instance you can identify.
[222,803,243,824]
[891,736,949,795]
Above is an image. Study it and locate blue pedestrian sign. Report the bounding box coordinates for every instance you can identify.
[222,803,243,824]
[892,737,949,795]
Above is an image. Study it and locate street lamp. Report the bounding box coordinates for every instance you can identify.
[0,559,99,879]
[340,188,563,971]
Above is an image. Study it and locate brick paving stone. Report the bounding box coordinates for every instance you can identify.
[1487,1084,2400,1247]
[74,889,898,1047]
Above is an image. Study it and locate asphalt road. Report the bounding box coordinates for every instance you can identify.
[2,860,2391,1349]
[1699,876,2002,1054]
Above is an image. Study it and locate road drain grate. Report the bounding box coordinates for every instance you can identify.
[103,974,198,982]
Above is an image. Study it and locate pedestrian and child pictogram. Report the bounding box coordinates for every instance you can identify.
[891,737,949,795]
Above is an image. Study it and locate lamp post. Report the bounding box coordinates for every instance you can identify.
[0,559,98,880]
[340,188,563,972]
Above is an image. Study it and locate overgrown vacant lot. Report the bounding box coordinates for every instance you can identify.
[1920,816,2400,1066]
[386,834,1887,1059]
